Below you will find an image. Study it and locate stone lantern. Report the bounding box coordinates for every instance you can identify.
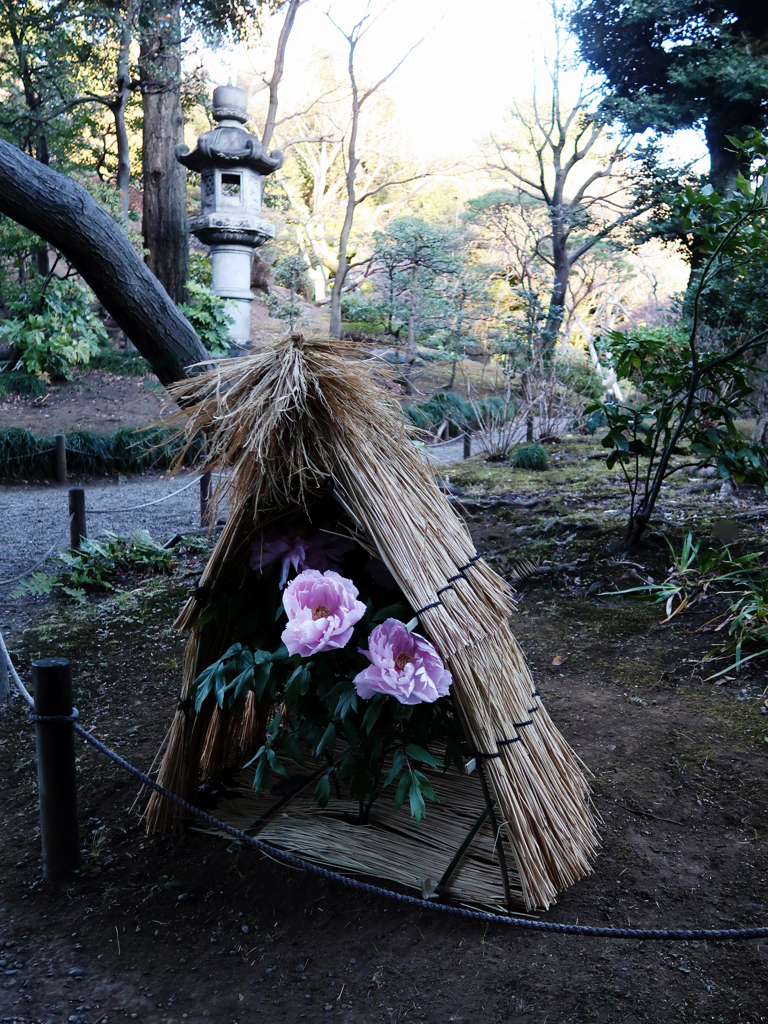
[176,81,283,349]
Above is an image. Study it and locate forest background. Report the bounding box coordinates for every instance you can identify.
[3,0,768,548]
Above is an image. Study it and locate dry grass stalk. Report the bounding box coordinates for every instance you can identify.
[144,336,598,909]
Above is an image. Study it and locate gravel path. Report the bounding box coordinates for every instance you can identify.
[424,433,480,465]
[0,471,215,588]
[1,434,489,590]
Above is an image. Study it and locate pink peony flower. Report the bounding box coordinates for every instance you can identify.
[281,569,366,657]
[251,527,354,589]
[353,618,452,705]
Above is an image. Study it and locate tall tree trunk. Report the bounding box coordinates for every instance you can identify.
[330,118,357,340]
[114,1,137,229]
[139,0,188,304]
[406,267,417,356]
[704,104,754,195]
[542,218,568,359]
[260,0,303,151]
[330,180,355,339]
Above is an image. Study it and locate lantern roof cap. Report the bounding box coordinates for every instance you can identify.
[213,81,248,124]
[176,79,283,175]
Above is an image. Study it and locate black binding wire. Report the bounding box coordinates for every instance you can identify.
[457,553,481,572]
[414,599,443,617]
[418,554,483,614]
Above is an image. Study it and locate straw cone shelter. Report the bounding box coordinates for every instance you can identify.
[145,336,598,911]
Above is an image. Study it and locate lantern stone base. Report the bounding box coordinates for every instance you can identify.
[209,243,256,347]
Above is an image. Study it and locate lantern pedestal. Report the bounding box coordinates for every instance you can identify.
[209,243,253,345]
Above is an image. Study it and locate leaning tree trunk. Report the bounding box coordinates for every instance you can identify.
[139,0,188,304]
[0,138,208,384]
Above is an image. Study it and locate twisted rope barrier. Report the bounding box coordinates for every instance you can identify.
[2,636,767,941]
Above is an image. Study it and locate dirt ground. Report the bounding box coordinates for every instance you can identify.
[0,372,173,434]
[1,434,767,1024]
[0,340,502,438]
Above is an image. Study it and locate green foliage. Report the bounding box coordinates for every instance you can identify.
[341,293,387,327]
[263,290,306,331]
[588,136,768,543]
[571,0,768,182]
[340,321,385,341]
[88,348,150,377]
[189,254,213,288]
[556,351,604,402]
[270,252,313,299]
[0,426,199,479]
[12,572,58,597]
[0,1,129,168]
[368,217,471,348]
[178,281,233,357]
[403,391,513,434]
[510,443,550,471]
[571,1,768,257]
[0,276,107,377]
[13,530,173,600]
[612,532,768,678]
[0,371,48,396]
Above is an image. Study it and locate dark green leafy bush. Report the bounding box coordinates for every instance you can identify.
[13,531,173,601]
[0,276,107,377]
[510,443,550,470]
[178,281,233,357]
[403,390,514,433]
[0,427,200,478]
[0,371,48,396]
[89,348,149,376]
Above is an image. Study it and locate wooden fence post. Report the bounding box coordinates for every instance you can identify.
[200,470,212,527]
[32,658,80,881]
[463,431,472,459]
[0,649,8,705]
[54,434,67,484]
[69,487,86,550]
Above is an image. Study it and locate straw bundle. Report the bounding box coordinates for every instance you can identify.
[145,336,598,910]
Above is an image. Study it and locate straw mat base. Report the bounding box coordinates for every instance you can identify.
[201,762,526,912]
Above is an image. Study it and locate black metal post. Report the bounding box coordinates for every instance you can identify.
[54,434,67,484]
[463,431,471,459]
[69,487,86,550]
[32,658,80,881]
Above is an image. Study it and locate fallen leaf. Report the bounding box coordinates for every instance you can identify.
[551,655,568,666]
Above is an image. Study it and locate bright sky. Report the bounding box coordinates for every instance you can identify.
[203,0,709,167]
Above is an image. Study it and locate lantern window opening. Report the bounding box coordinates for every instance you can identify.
[220,172,243,202]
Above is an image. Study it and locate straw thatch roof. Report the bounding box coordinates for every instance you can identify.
[145,336,598,911]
